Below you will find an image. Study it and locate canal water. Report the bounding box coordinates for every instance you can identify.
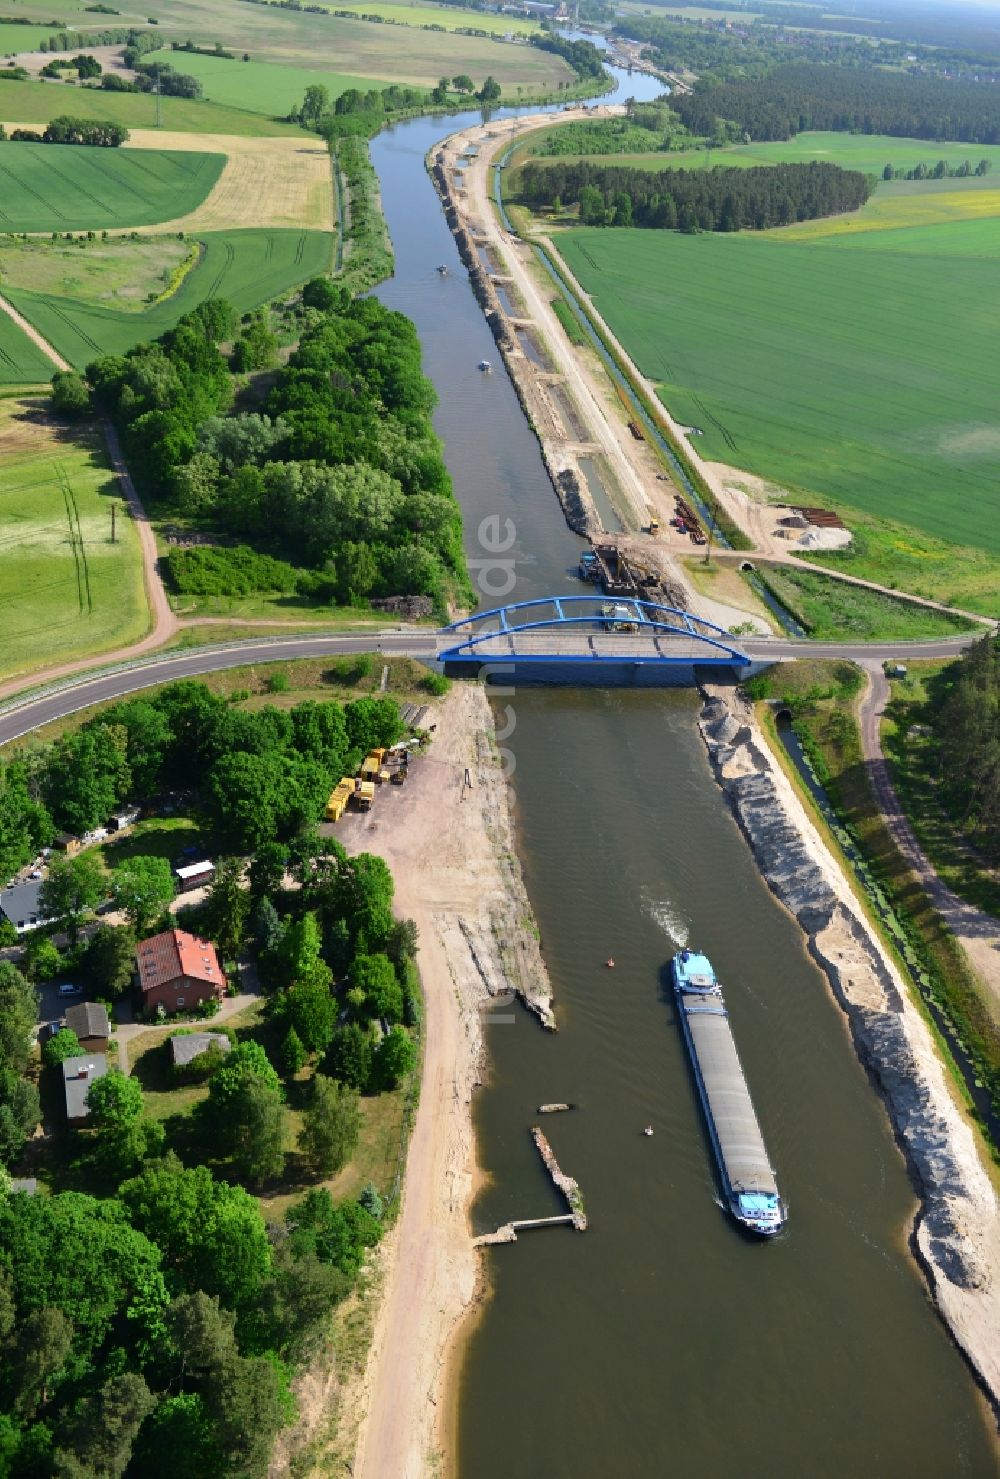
[369,57,999,1479]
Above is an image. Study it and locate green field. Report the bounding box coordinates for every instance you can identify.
[2,227,333,369]
[0,139,224,231]
[0,76,308,135]
[144,49,387,116]
[0,309,56,382]
[557,219,1000,558]
[0,397,148,682]
[315,0,541,33]
[0,236,192,310]
[524,130,1000,178]
[134,0,569,90]
[0,22,53,51]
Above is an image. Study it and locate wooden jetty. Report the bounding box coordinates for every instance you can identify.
[474,1127,587,1246]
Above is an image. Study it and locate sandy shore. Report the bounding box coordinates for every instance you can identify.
[326,683,552,1478]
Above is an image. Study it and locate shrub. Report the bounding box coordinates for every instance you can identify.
[23,936,63,983]
[164,545,301,598]
[42,1027,82,1067]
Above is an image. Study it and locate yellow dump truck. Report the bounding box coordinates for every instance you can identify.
[324,778,355,822]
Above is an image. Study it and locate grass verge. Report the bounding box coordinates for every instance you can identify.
[747,661,1000,1156]
[747,562,977,640]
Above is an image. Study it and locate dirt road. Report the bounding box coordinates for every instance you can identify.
[859,662,1000,1024]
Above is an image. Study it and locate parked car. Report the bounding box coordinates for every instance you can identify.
[57,983,83,999]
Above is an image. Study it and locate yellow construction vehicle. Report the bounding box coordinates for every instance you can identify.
[354,781,376,812]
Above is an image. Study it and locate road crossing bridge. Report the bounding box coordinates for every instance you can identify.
[437,596,758,684]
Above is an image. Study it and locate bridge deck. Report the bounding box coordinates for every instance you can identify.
[438,630,724,663]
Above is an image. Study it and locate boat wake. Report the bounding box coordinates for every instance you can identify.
[643,895,689,948]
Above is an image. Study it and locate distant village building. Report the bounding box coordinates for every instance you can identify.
[63,1053,107,1125]
[0,879,51,936]
[174,860,216,893]
[136,928,226,1016]
[64,1001,110,1054]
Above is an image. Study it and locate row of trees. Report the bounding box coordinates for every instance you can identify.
[882,157,992,180]
[929,635,1000,861]
[74,285,468,609]
[4,115,128,147]
[519,159,872,232]
[673,63,1000,144]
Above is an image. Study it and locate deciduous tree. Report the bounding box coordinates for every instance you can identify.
[298,1075,360,1176]
[111,855,174,935]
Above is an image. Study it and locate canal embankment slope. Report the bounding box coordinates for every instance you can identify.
[342,683,552,1479]
[699,683,1000,1411]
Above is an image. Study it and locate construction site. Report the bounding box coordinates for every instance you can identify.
[323,706,434,824]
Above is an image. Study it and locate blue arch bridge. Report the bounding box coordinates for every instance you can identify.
[437,596,766,686]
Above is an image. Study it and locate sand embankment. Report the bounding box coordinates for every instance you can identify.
[699,684,1000,1412]
[332,684,552,1479]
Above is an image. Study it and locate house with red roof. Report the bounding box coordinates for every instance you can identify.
[135,928,226,1016]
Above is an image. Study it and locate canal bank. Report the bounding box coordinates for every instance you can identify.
[357,51,999,1479]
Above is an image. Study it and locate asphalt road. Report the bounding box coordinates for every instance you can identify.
[0,633,436,746]
[0,628,986,748]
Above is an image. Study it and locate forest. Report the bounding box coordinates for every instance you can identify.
[0,679,424,1474]
[517,159,872,232]
[82,286,468,611]
[673,63,1000,144]
[929,636,1000,862]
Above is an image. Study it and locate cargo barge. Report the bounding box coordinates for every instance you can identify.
[671,949,785,1237]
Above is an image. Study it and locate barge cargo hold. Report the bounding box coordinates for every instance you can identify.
[671,949,785,1238]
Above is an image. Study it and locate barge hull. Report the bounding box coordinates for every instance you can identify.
[672,951,783,1236]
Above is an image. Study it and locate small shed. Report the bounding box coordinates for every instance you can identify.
[170,1032,231,1070]
[174,860,215,893]
[9,1179,38,1196]
[64,1001,110,1054]
[62,1053,108,1125]
[53,833,82,856]
[107,806,142,833]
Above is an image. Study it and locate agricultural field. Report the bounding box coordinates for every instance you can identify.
[313,0,542,34]
[556,218,1000,564]
[523,129,1000,178]
[0,308,56,382]
[0,76,310,134]
[142,50,386,116]
[0,139,224,232]
[119,0,569,89]
[0,396,148,683]
[1,227,333,369]
[121,130,334,233]
[0,236,192,311]
[0,22,52,51]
